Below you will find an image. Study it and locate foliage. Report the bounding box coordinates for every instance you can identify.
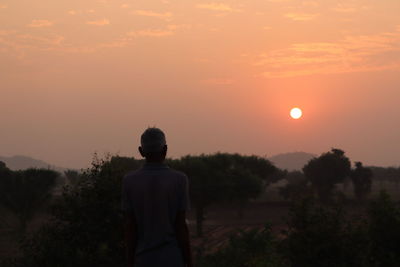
[368,191,400,266]
[8,153,400,267]
[198,225,287,267]
[170,153,278,236]
[282,197,370,267]
[64,169,81,187]
[0,163,59,234]
[279,171,312,201]
[303,148,351,203]
[351,162,373,201]
[9,154,276,265]
[11,156,142,267]
[369,166,400,186]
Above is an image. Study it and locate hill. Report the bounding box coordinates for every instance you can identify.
[269,152,316,171]
[0,155,66,172]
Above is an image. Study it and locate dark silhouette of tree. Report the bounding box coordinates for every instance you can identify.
[9,156,400,267]
[64,169,80,187]
[303,148,351,203]
[0,167,58,234]
[171,153,278,236]
[227,168,262,219]
[14,156,133,267]
[205,153,279,219]
[351,162,372,201]
[227,153,282,186]
[370,167,400,190]
[171,155,225,237]
[279,171,312,201]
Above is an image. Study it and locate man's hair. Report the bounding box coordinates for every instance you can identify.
[140,127,166,156]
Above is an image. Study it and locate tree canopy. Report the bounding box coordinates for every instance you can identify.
[0,163,59,234]
[303,149,351,203]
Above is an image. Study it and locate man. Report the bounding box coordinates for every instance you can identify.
[122,128,193,267]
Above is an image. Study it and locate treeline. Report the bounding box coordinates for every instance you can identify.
[280,149,373,203]
[1,150,400,266]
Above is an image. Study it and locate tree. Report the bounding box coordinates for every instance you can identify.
[350,162,372,201]
[170,155,226,237]
[9,154,276,265]
[64,169,81,187]
[205,153,278,218]
[171,153,278,236]
[0,167,59,234]
[227,168,263,219]
[279,171,312,202]
[303,148,351,203]
[14,156,142,267]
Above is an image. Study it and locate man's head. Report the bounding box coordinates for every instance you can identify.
[139,127,167,162]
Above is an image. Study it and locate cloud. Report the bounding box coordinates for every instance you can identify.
[68,9,95,15]
[0,4,7,9]
[333,3,357,13]
[126,24,189,38]
[68,10,77,15]
[27,20,53,28]
[127,29,173,37]
[86,19,110,26]
[196,3,241,12]
[302,1,319,7]
[17,34,65,46]
[267,0,291,2]
[254,28,400,78]
[132,10,173,19]
[120,4,129,9]
[0,30,16,35]
[0,31,66,59]
[67,9,96,16]
[202,78,234,85]
[284,13,319,21]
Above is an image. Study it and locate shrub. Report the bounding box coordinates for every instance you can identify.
[198,224,287,267]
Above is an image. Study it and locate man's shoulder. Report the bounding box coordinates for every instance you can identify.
[123,167,187,180]
[123,169,142,182]
[167,168,188,180]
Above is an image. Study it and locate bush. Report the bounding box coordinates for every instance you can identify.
[11,156,142,267]
[282,197,370,267]
[368,191,400,266]
[198,224,287,267]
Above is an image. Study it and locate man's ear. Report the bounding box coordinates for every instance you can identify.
[162,145,168,157]
[139,146,145,158]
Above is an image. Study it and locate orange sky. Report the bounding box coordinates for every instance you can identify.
[1,0,400,168]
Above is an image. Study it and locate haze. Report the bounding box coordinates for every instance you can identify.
[1,0,400,169]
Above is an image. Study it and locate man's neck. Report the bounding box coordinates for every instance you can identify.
[145,159,165,164]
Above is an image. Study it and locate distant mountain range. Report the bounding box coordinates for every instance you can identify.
[0,152,316,173]
[268,152,316,171]
[0,155,67,172]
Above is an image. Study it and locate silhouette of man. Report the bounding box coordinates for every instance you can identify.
[122,128,193,267]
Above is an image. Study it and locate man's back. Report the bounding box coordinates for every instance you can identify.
[122,162,189,262]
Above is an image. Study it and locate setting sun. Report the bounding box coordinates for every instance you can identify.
[290,108,303,119]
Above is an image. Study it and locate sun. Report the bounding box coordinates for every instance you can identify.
[290,107,302,119]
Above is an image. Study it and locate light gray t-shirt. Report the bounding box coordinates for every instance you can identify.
[122,162,190,256]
